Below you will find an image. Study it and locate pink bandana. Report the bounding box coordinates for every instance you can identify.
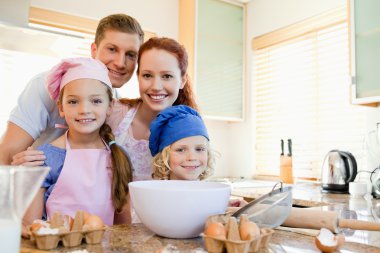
[46,57,112,101]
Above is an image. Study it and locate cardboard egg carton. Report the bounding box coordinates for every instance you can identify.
[30,210,106,250]
[201,216,274,253]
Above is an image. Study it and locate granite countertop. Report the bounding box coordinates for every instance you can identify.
[20,180,380,253]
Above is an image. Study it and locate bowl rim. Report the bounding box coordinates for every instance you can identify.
[129,180,231,192]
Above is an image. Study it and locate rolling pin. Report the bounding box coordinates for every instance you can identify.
[282,207,380,233]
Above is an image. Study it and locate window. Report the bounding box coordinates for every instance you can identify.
[252,5,369,179]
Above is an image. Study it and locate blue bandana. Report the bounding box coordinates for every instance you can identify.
[149,105,209,156]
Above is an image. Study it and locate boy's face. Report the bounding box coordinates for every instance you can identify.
[168,136,208,180]
[91,30,141,89]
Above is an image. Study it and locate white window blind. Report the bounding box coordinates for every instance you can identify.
[252,6,368,179]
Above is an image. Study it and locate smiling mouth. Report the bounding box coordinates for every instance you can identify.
[76,119,95,123]
[109,69,126,77]
[149,94,168,100]
[182,166,201,170]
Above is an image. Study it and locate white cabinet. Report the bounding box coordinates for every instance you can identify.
[179,0,245,120]
[350,0,380,105]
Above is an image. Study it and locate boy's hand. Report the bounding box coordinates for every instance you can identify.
[228,199,248,207]
[11,147,45,166]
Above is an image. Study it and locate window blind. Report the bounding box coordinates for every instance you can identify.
[252,5,368,179]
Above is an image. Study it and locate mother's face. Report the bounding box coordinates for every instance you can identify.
[137,48,185,113]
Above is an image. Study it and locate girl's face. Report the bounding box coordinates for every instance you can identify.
[58,79,112,135]
[168,136,208,180]
[138,49,185,113]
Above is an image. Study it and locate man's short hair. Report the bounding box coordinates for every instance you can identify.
[95,14,144,46]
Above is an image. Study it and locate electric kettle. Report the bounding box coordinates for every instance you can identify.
[321,150,357,193]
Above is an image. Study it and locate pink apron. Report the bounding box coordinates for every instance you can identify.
[46,132,114,225]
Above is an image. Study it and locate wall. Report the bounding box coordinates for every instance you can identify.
[31,0,179,38]
[250,0,345,37]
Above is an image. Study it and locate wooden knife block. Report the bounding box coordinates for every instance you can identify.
[280,155,294,184]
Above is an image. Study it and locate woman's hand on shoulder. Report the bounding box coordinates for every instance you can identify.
[11,146,45,166]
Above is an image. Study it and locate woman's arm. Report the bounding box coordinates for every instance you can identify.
[22,188,45,238]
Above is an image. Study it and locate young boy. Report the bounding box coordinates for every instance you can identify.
[149,105,215,180]
[0,14,144,165]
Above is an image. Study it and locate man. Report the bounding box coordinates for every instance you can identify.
[0,14,144,165]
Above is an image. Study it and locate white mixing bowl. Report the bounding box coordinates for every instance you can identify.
[129,180,231,238]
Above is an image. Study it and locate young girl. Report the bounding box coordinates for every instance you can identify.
[149,105,215,180]
[23,57,132,230]
[108,37,199,181]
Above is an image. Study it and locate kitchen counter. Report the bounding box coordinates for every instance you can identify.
[20,180,380,252]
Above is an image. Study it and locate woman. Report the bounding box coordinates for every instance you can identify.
[107,37,198,181]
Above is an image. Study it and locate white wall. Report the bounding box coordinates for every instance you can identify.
[250,0,345,37]
[31,0,179,38]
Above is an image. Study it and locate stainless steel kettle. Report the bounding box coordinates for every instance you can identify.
[321,150,357,193]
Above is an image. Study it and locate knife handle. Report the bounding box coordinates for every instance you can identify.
[281,139,284,155]
[287,139,292,156]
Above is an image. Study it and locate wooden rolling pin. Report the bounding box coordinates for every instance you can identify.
[282,207,380,233]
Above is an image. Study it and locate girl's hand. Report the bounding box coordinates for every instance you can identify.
[21,222,31,239]
[11,147,46,166]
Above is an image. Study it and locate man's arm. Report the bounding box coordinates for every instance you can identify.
[1,72,59,165]
[0,122,36,165]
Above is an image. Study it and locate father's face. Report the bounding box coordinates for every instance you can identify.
[91,30,141,88]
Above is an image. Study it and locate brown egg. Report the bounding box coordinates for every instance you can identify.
[204,222,226,240]
[30,222,43,233]
[239,221,260,240]
[83,215,104,230]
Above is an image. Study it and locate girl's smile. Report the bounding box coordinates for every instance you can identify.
[58,79,112,138]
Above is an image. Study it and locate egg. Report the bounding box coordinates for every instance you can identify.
[315,228,345,253]
[83,215,104,230]
[30,222,43,233]
[204,221,226,240]
[239,221,260,240]
[238,214,260,241]
[30,219,50,233]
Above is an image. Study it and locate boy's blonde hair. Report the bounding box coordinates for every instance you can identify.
[152,145,216,180]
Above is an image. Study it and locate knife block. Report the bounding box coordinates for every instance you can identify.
[280,155,294,184]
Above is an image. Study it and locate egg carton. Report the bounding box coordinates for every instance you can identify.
[202,227,274,253]
[29,210,106,250]
[202,215,274,253]
[31,227,105,250]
